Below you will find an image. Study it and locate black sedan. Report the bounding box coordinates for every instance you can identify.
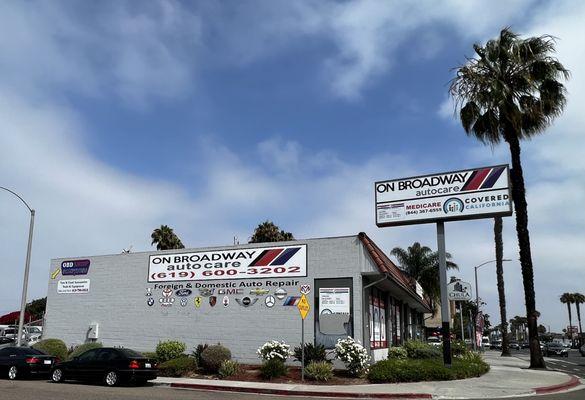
[0,347,57,380]
[51,347,157,386]
[544,342,569,357]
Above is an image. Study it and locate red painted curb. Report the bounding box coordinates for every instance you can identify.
[534,375,581,395]
[169,382,433,399]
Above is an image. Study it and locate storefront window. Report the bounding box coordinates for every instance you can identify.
[369,288,387,349]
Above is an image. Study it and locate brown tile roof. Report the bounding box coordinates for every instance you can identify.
[358,232,432,311]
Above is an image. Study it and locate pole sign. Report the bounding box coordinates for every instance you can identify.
[447,281,472,301]
[375,165,512,227]
[297,294,310,320]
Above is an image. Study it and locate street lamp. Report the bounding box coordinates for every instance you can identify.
[473,258,512,350]
[0,186,35,346]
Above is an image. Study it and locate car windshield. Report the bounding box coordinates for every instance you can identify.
[119,348,144,358]
[428,337,440,342]
[548,343,563,348]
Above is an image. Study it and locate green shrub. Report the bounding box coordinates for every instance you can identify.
[293,343,328,364]
[201,344,231,373]
[260,358,288,380]
[68,342,102,360]
[192,343,209,366]
[367,357,489,383]
[451,340,469,357]
[403,340,441,359]
[305,361,334,382]
[33,339,68,361]
[218,360,240,379]
[158,356,197,377]
[156,340,187,363]
[141,351,158,362]
[387,346,407,359]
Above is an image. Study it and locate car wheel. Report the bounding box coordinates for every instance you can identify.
[7,366,18,380]
[104,370,119,387]
[51,368,64,383]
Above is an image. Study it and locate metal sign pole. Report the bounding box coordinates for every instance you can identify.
[437,221,452,366]
[459,301,465,341]
[301,317,305,382]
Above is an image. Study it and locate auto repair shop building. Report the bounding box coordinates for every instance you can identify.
[44,233,431,363]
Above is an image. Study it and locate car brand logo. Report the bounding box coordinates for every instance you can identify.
[194,296,202,308]
[199,288,215,297]
[209,296,217,307]
[175,289,192,297]
[283,296,301,306]
[264,295,276,308]
[250,288,270,296]
[147,298,154,306]
[218,288,243,295]
[222,296,229,307]
[162,288,173,298]
[180,298,188,307]
[159,296,175,307]
[275,288,287,300]
[146,288,152,297]
[300,284,311,295]
[236,297,258,307]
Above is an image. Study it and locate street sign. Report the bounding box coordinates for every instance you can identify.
[447,281,472,301]
[297,294,310,320]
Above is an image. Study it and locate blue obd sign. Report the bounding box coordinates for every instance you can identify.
[61,259,91,275]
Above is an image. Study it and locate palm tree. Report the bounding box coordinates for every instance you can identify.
[450,28,569,368]
[573,293,585,345]
[249,221,294,243]
[493,217,510,356]
[560,293,575,341]
[151,225,185,251]
[390,242,458,310]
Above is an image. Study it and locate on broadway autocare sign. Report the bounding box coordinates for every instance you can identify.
[148,244,307,282]
[375,165,512,227]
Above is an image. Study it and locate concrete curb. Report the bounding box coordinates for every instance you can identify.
[167,382,432,399]
[533,375,581,395]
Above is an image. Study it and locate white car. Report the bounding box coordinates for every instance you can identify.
[427,336,442,347]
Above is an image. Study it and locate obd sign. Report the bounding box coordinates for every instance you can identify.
[375,165,512,227]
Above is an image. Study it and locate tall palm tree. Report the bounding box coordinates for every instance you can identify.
[573,293,585,345]
[151,225,185,251]
[493,217,510,356]
[249,221,294,243]
[450,28,569,368]
[390,242,458,309]
[560,293,575,341]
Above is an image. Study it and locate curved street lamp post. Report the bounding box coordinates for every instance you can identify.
[473,258,512,350]
[0,186,35,346]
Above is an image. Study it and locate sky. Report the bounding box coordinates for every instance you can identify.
[0,0,584,333]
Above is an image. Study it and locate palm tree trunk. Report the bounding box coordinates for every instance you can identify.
[576,303,583,346]
[505,133,545,368]
[567,303,573,341]
[494,217,510,356]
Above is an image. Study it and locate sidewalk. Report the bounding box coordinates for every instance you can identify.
[153,352,584,399]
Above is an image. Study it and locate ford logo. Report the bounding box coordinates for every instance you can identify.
[175,289,192,297]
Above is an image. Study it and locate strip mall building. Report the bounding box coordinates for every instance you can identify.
[44,233,431,363]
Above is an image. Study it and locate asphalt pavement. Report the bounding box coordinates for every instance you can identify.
[511,348,585,379]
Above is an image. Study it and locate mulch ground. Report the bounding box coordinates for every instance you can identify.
[184,365,368,385]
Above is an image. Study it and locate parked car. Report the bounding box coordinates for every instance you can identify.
[51,347,157,386]
[426,336,442,347]
[481,337,490,350]
[509,341,521,350]
[490,340,502,350]
[520,341,530,349]
[0,346,57,380]
[579,343,585,357]
[544,342,569,357]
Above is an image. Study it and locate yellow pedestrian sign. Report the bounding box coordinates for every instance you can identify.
[297,294,310,320]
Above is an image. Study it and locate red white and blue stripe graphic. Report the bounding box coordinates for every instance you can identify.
[249,247,301,267]
[461,166,506,192]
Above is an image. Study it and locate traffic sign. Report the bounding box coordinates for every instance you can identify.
[297,294,310,320]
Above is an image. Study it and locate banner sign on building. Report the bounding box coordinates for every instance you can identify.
[57,279,90,294]
[375,165,512,227]
[148,244,307,283]
[61,259,90,275]
[447,281,472,301]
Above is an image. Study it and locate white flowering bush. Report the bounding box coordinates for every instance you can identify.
[257,340,292,362]
[334,337,370,376]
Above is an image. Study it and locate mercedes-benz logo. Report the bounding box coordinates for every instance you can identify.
[265,295,276,308]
